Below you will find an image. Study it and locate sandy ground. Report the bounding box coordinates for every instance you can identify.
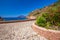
[0,20,48,40]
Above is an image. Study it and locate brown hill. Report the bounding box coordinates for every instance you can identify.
[27,0,60,19]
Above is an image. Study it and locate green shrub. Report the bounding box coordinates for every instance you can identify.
[36,12,60,30]
[36,16,46,27]
[35,0,60,30]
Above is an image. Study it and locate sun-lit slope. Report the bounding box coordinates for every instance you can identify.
[28,0,60,19]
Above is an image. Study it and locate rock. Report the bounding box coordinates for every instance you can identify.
[0,17,3,21]
[27,16,36,19]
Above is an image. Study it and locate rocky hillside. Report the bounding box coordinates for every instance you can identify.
[28,0,60,19]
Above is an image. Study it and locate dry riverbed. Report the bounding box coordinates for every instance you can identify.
[0,20,48,40]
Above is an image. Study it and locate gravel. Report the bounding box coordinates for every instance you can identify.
[0,21,48,40]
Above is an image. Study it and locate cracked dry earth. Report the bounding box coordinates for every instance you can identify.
[0,21,48,40]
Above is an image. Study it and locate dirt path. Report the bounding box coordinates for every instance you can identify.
[0,21,48,40]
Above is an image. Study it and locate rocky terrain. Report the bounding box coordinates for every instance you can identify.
[28,0,60,19]
[0,20,48,40]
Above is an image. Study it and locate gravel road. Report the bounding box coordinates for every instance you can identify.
[0,20,48,40]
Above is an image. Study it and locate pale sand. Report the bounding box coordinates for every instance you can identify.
[0,20,48,40]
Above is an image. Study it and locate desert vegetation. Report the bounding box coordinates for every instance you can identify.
[36,0,60,30]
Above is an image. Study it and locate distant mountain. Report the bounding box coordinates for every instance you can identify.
[28,0,60,19]
[18,15,26,18]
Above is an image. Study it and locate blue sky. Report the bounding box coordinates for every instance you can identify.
[0,0,57,17]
